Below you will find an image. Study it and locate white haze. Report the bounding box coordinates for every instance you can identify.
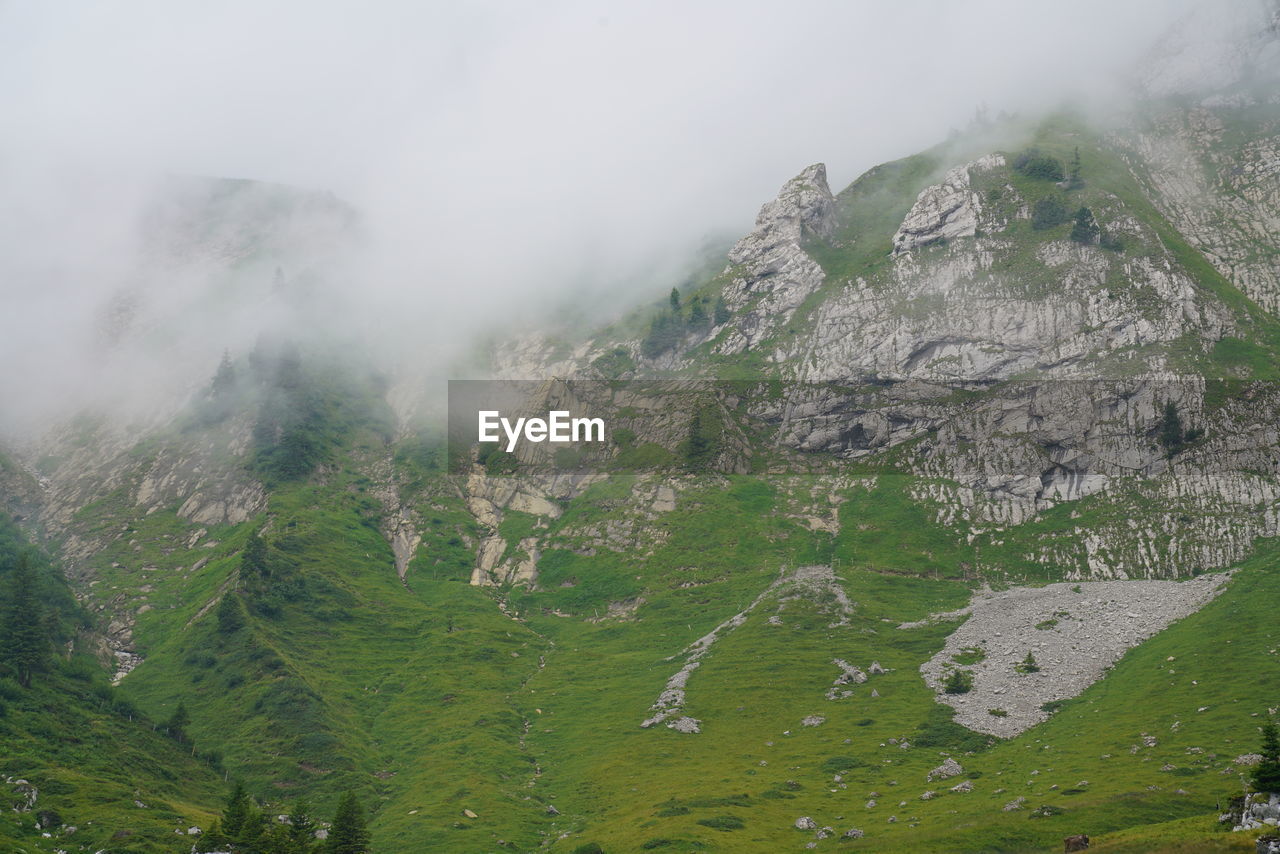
[0,0,1264,435]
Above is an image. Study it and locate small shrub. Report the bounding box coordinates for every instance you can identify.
[1031,196,1070,230]
[591,347,635,378]
[988,708,1009,717]
[36,778,75,796]
[820,756,867,775]
[1099,232,1125,252]
[1013,149,1065,181]
[952,647,986,665]
[1030,804,1065,818]
[713,296,731,326]
[216,595,244,634]
[35,808,62,828]
[1158,400,1201,457]
[943,669,973,695]
[696,815,745,831]
[641,312,684,359]
[1070,207,1099,244]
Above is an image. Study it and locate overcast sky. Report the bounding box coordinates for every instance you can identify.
[2,1,1215,220]
[0,0,1260,433]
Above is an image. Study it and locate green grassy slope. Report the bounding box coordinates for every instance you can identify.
[0,512,226,854]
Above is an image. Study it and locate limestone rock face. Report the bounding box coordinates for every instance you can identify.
[791,238,1229,385]
[1127,105,1280,315]
[716,164,835,354]
[891,158,1000,254]
[729,163,836,263]
[1123,4,1280,313]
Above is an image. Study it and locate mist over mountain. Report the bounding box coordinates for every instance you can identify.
[1,0,1261,435]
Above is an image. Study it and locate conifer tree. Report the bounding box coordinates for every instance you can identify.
[166,700,191,743]
[237,808,267,847]
[1158,401,1184,455]
[258,823,295,854]
[1031,196,1069,230]
[211,350,237,397]
[713,295,731,326]
[217,594,245,634]
[1253,722,1280,793]
[242,534,270,579]
[326,791,370,853]
[2,552,48,688]
[1067,146,1084,189]
[943,669,972,694]
[1070,206,1099,244]
[688,298,708,328]
[221,781,253,839]
[684,408,720,472]
[669,287,681,313]
[288,800,317,849]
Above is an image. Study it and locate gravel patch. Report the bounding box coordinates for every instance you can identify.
[915,574,1232,737]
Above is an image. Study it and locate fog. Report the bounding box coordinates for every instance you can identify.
[0,0,1267,435]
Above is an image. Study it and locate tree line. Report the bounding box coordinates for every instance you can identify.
[195,783,370,853]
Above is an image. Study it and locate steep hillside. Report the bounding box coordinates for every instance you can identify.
[0,506,226,853]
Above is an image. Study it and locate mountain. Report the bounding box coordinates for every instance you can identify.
[5,8,1280,854]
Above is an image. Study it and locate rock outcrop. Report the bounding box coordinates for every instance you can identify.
[716,164,835,354]
[892,158,999,254]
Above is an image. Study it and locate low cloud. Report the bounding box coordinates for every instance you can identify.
[0,0,1260,434]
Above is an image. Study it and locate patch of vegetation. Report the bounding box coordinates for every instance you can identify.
[915,703,993,754]
[248,341,392,484]
[952,646,986,666]
[820,756,868,775]
[1013,148,1066,181]
[1157,400,1203,457]
[1070,206,1100,244]
[1031,196,1070,230]
[943,669,974,694]
[1253,722,1280,793]
[696,815,745,831]
[1029,804,1065,819]
[592,346,636,378]
[1015,652,1040,674]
